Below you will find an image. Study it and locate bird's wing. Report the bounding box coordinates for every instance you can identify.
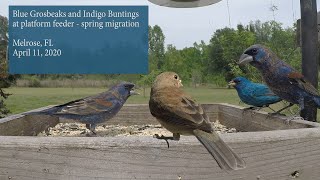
[55,94,118,115]
[251,83,278,97]
[151,88,213,132]
[288,72,319,96]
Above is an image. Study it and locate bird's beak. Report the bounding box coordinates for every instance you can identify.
[228,80,236,87]
[238,54,253,65]
[178,79,183,87]
[130,90,140,95]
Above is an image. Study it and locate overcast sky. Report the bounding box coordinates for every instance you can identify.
[1,0,319,49]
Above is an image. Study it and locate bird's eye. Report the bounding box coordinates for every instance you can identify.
[174,75,178,79]
[252,48,258,54]
[124,84,133,90]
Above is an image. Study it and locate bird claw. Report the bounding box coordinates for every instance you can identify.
[91,130,97,135]
[80,129,97,137]
[248,107,260,111]
[85,124,97,136]
[153,134,174,148]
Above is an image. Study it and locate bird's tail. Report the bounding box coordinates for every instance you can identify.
[313,96,320,108]
[193,129,246,171]
[23,98,83,116]
[22,106,61,116]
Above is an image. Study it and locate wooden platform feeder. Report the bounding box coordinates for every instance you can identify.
[1,103,320,179]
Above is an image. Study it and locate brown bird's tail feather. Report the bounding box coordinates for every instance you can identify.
[193,129,246,171]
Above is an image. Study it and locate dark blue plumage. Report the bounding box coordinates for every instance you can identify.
[25,82,138,134]
[238,44,320,112]
[229,77,281,108]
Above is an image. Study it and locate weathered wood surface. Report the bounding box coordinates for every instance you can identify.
[1,128,320,180]
[1,104,320,179]
[296,12,320,46]
[215,103,320,131]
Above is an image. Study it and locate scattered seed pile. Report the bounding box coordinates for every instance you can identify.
[38,120,237,137]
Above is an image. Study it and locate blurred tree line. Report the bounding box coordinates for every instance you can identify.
[0,15,16,117]
[143,21,300,87]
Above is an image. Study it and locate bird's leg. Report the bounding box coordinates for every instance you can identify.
[90,124,97,135]
[284,99,310,123]
[298,98,305,112]
[153,133,180,148]
[80,124,91,134]
[267,106,276,112]
[44,127,51,136]
[85,124,90,130]
[173,133,180,140]
[153,134,173,148]
[85,124,97,136]
[272,103,294,115]
[243,106,257,110]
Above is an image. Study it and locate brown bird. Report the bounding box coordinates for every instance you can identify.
[149,72,246,171]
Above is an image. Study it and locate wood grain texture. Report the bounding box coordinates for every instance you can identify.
[1,128,320,180]
[1,104,320,179]
[104,104,160,126]
[216,103,320,131]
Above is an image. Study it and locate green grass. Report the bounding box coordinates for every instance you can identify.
[3,87,239,114]
[132,87,240,104]
[4,87,107,114]
[2,87,320,121]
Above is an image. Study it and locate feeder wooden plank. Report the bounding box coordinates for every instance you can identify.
[216,103,320,131]
[0,104,318,136]
[107,104,219,126]
[1,128,320,179]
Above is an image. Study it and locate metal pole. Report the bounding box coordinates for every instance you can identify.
[300,0,318,122]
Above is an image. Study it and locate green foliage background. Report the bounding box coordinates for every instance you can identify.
[0,17,302,116]
[146,20,300,87]
[0,15,16,117]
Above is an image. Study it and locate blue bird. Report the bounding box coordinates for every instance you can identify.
[229,77,282,110]
[238,44,320,113]
[25,82,138,134]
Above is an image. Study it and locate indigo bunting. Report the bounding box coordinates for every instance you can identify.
[229,76,281,109]
[149,72,245,170]
[238,44,320,113]
[25,82,138,134]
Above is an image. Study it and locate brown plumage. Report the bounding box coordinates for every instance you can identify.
[287,72,319,96]
[149,72,246,171]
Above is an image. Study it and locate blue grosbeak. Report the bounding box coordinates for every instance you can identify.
[238,44,320,114]
[26,82,138,134]
[149,72,246,171]
[229,76,281,110]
